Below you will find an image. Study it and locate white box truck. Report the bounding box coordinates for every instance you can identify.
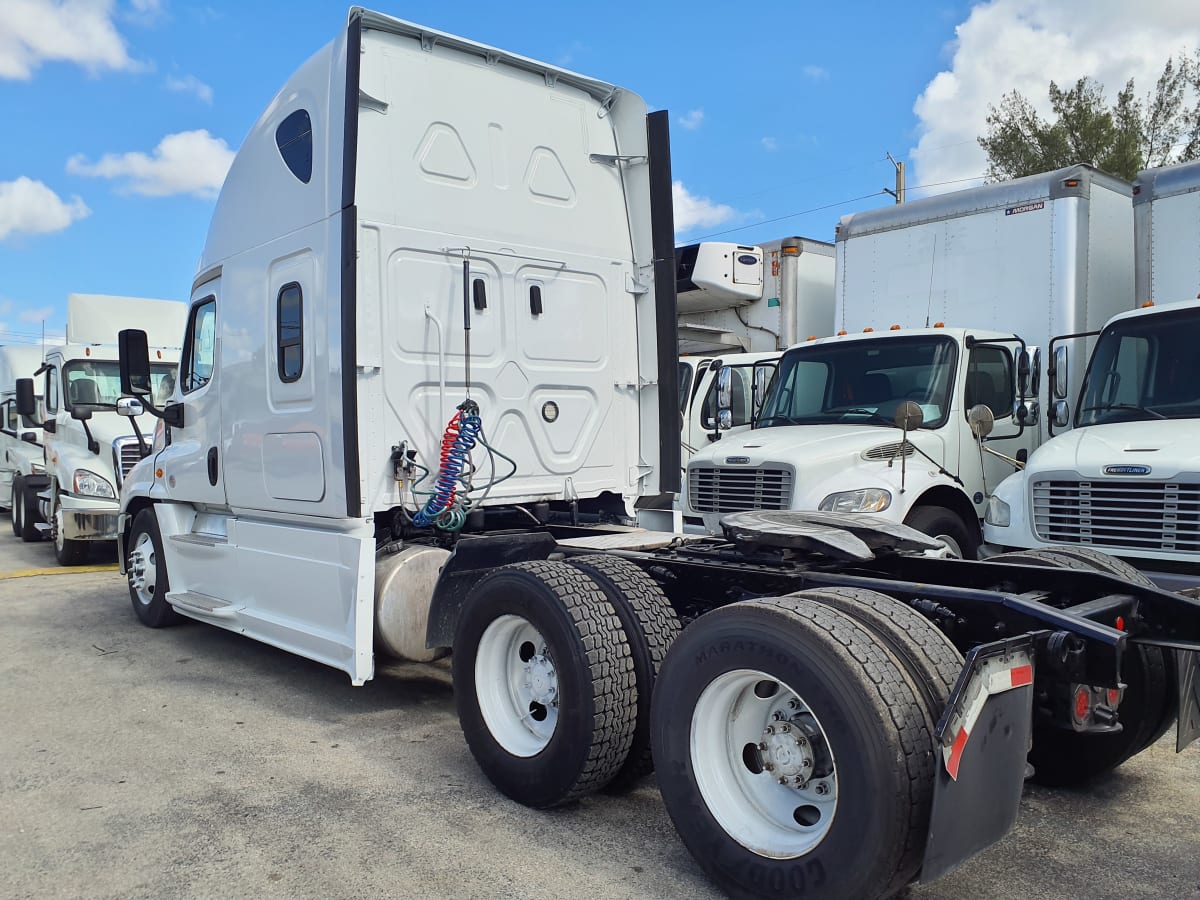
[984,159,1200,589]
[676,237,834,468]
[1,344,48,540]
[15,294,184,564]
[105,11,1200,898]
[684,165,1136,556]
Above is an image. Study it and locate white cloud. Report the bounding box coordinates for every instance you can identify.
[165,73,213,104]
[18,305,55,323]
[673,180,736,234]
[677,109,705,131]
[761,137,779,152]
[911,1,1200,195]
[67,129,235,198]
[0,0,141,80]
[802,65,829,80]
[0,177,90,241]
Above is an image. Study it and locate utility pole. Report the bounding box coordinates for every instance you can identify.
[883,152,906,204]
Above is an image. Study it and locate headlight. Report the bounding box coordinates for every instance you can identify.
[819,488,891,513]
[985,496,1011,527]
[73,469,116,499]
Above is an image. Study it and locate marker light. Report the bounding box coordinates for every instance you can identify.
[837,330,847,336]
[1142,301,1154,308]
[934,321,945,328]
[863,327,874,333]
[890,324,901,330]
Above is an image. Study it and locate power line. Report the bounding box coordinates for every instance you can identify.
[688,173,989,241]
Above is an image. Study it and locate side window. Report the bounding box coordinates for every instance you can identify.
[277,283,303,383]
[182,298,217,393]
[275,109,313,184]
[965,346,1015,417]
[45,366,59,413]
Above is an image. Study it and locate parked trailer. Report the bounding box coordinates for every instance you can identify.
[110,10,1200,899]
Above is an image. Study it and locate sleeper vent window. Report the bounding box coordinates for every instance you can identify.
[275,109,313,184]
[277,283,303,383]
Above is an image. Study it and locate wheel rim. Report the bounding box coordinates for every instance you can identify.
[691,669,838,858]
[475,614,559,757]
[128,531,157,606]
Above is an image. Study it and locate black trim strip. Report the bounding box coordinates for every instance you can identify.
[340,14,363,517]
[646,110,680,493]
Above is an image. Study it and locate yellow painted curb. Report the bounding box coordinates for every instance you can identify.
[0,565,120,580]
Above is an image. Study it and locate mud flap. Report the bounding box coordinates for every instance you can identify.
[1178,649,1200,752]
[920,635,1035,883]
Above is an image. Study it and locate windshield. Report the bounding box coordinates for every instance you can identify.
[1076,308,1200,427]
[64,360,177,409]
[758,335,957,429]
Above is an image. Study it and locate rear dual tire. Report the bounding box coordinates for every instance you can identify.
[652,593,957,899]
[453,561,638,808]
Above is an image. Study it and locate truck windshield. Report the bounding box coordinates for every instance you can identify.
[1076,307,1200,427]
[63,360,177,410]
[757,335,957,429]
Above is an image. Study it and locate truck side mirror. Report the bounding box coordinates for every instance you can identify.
[117,398,145,418]
[1053,400,1070,428]
[119,328,153,395]
[894,401,924,432]
[15,378,37,419]
[71,406,93,422]
[1050,345,1069,401]
[1028,347,1041,397]
[715,365,733,431]
[1016,349,1031,397]
[968,404,995,439]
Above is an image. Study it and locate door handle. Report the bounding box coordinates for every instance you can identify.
[207,446,219,486]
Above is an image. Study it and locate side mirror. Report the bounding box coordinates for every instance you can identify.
[15,378,36,417]
[1028,347,1042,397]
[717,409,733,430]
[119,328,153,395]
[70,406,93,422]
[1015,399,1040,426]
[894,401,924,431]
[117,398,144,418]
[1053,400,1070,428]
[968,403,995,439]
[1051,345,1069,401]
[1016,349,1032,397]
[716,365,732,413]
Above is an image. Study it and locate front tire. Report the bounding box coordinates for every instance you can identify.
[127,508,180,627]
[453,561,637,808]
[11,476,23,537]
[652,596,936,899]
[52,500,90,566]
[19,479,44,543]
[904,504,977,559]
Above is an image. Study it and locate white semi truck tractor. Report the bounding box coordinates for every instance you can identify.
[109,10,1200,898]
[1,344,48,540]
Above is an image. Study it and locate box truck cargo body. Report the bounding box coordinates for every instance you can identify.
[675,236,834,354]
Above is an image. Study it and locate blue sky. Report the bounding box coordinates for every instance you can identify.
[2,0,1199,345]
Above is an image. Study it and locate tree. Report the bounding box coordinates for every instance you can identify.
[978,52,1200,182]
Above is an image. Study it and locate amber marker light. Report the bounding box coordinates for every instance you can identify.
[890,324,901,330]
[155,468,164,479]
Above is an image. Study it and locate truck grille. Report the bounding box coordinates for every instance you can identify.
[688,466,793,513]
[1032,479,1200,553]
[112,437,143,487]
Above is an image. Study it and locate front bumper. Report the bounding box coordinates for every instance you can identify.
[58,494,120,541]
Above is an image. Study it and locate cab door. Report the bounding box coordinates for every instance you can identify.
[163,281,226,507]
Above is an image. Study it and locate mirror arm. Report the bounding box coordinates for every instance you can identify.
[128,415,150,458]
[80,418,99,456]
[980,442,1025,470]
